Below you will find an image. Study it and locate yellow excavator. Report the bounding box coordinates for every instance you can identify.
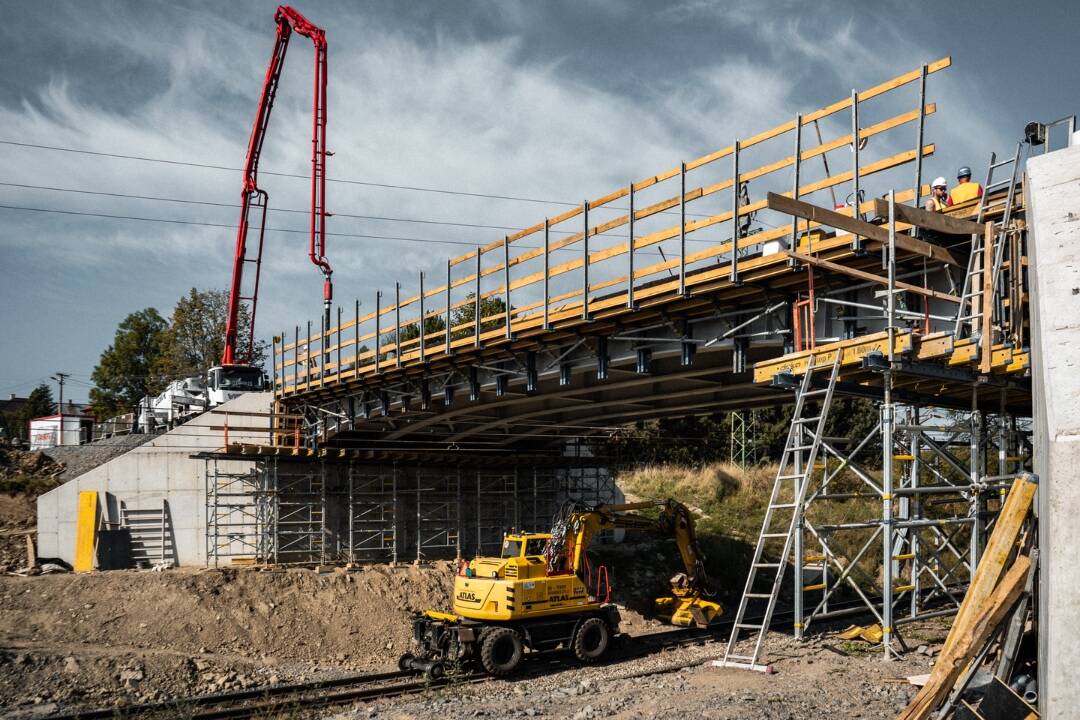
[400,499,722,677]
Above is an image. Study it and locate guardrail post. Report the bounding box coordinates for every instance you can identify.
[395,282,402,369]
[474,247,482,348]
[729,142,740,284]
[627,184,636,309]
[582,201,591,320]
[375,290,382,374]
[445,259,453,355]
[419,271,426,364]
[851,88,862,251]
[503,235,512,340]
[680,163,688,295]
[543,219,551,330]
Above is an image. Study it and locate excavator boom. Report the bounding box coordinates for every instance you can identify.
[548,499,721,627]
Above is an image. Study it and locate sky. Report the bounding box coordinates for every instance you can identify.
[0,0,1076,404]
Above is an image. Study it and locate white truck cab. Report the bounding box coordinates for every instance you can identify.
[206,365,267,407]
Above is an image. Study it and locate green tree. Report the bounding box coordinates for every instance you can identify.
[450,294,508,340]
[23,383,55,418]
[2,383,56,442]
[155,288,266,378]
[89,309,168,419]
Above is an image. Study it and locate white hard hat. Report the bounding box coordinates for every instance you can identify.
[932,176,947,188]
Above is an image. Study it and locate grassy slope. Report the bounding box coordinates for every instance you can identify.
[615,462,884,603]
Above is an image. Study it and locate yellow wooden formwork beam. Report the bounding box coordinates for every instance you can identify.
[74,490,99,573]
[752,330,913,384]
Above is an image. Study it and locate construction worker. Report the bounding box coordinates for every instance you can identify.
[947,166,983,206]
[924,177,949,213]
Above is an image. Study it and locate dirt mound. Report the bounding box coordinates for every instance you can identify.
[0,493,36,572]
[0,448,65,490]
[0,563,455,711]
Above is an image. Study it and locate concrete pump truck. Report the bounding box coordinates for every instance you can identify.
[401,499,722,678]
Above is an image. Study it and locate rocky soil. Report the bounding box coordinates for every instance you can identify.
[339,627,946,720]
[42,434,152,481]
[0,493,38,572]
[0,563,457,714]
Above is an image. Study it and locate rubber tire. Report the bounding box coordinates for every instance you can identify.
[397,653,415,672]
[424,661,445,680]
[572,617,610,662]
[479,627,524,676]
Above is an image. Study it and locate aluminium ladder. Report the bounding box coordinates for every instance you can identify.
[716,352,842,671]
[952,143,1024,339]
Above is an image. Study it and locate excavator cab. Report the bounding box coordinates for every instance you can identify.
[500,534,550,559]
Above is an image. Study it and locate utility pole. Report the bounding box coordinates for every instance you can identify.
[50,373,69,446]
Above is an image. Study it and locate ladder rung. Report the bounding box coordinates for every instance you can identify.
[804,554,826,562]
[735,623,764,630]
[802,389,828,397]
[893,553,915,561]
[803,583,826,592]
[893,584,915,593]
[760,533,788,538]
[722,654,757,661]
[794,416,822,424]
[753,562,782,568]
[744,592,773,599]
[770,502,798,509]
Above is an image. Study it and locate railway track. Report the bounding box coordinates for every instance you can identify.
[43,598,878,720]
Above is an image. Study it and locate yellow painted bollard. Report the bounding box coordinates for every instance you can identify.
[74,491,99,573]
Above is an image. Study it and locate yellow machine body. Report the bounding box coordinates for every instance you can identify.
[452,533,604,622]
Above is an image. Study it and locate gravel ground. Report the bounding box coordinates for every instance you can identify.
[42,434,152,481]
[330,626,948,720]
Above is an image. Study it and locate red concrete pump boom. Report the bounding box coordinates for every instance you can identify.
[221,4,332,367]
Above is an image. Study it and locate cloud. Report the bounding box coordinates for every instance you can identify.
[0,2,1013,398]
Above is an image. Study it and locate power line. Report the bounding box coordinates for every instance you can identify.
[0,138,722,219]
[0,202,730,255]
[0,139,589,207]
[0,180,589,236]
[0,203,542,249]
[0,179,742,242]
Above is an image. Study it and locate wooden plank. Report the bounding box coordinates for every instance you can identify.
[768,193,959,266]
[897,553,1031,720]
[752,330,912,384]
[873,198,986,236]
[786,251,962,303]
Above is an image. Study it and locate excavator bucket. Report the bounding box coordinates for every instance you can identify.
[655,594,724,627]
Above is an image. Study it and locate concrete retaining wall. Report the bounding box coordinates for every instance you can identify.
[36,392,272,567]
[1026,142,1080,720]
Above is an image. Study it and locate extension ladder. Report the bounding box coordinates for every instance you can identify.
[715,352,841,671]
[953,143,1024,339]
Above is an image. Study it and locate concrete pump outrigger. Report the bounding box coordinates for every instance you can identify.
[401,499,722,678]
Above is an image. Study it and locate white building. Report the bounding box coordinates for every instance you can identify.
[29,413,95,449]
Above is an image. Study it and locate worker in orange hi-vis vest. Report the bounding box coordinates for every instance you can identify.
[924,177,949,213]
[947,166,983,206]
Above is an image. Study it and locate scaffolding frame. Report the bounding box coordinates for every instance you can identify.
[203,456,616,567]
[204,457,273,567]
[725,186,1034,667]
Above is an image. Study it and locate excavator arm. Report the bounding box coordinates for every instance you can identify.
[547,499,722,627]
[222,4,332,366]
